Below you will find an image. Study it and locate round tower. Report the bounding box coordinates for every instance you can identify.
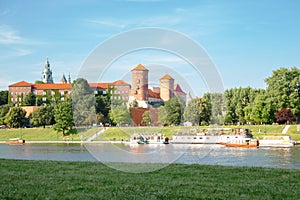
[131,64,149,101]
[160,74,174,101]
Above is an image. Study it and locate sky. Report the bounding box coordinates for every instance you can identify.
[1,0,300,96]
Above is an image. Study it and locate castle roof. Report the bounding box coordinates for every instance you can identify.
[60,74,67,84]
[174,84,186,95]
[131,64,148,71]
[89,80,130,89]
[9,81,32,87]
[148,89,161,99]
[160,74,174,80]
[32,83,72,90]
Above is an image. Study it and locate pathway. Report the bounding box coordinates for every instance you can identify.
[86,127,108,142]
[282,125,290,134]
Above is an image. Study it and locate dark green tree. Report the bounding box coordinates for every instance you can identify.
[0,90,8,106]
[184,98,200,125]
[24,92,36,106]
[4,107,27,128]
[95,91,110,123]
[0,104,11,124]
[30,105,55,128]
[157,106,167,126]
[53,101,75,136]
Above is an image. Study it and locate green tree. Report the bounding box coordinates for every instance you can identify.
[141,110,151,126]
[53,101,75,136]
[0,90,8,106]
[95,91,110,123]
[72,78,96,126]
[109,105,131,125]
[184,97,211,126]
[265,67,300,121]
[24,92,36,106]
[184,98,200,125]
[4,107,27,128]
[164,97,183,126]
[207,93,225,125]
[0,104,10,124]
[30,105,55,128]
[157,106,167,125]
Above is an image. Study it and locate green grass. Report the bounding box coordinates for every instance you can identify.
[0,127,102,141]
[0,159,299,199]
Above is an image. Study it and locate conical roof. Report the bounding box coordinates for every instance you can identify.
[160,74,174,80]
[131,64,148,71]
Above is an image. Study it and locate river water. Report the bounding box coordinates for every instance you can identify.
[0,143,299,170]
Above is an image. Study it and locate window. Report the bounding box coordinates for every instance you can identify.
[103,91,107,94]
[60,91,64,95]
[42,97,46,102]
[42,91,46,95]
[11,98,14,102]
[61,97,64,101]
[51,91,55,96]
[94,91,98,94]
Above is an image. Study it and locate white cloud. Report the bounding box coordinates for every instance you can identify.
[0,24,23,44]
[85,19,127,29]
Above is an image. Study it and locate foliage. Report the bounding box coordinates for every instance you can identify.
[141,110,151,126]
[4,107,27,128]
[164,97,184,125]
[265,67,300,121]
[224,87,262,124]
[157,106,167,125]
[109,105,131,125]
[30,105,55,128]
[53,101,75,136]
[23,92,36,106]
[0,90,8,106]
[0,104,10,125]
[72,78,96,126]
[206,93,225,125]
[95,91,110,123]
[275,108,295,124]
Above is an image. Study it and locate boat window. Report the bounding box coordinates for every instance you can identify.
[200,137,203,139]
[194,137,197,139]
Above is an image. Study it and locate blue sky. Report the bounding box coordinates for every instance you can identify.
[1,0,300,96]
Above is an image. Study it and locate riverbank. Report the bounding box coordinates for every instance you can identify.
[1,125,300,142]
[0,159,299,199]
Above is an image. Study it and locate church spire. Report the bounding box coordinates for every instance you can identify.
[42,57,54,83]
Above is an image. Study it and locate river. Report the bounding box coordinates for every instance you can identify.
[0,143,299,170]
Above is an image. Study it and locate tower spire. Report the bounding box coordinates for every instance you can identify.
[42,57,54,83]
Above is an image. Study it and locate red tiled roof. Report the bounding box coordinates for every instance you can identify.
[130,108,159,126]
[33,83,72,90]
[131,64,148,71]
[148,89,161,99]
[111,80,130,85]
[9,81,32,87]
[89,83,110,89]
[174,84,186,95]
[160,74,174,80]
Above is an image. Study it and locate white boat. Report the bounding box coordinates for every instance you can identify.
[129,133,168,144]
[171,133,219,144]
[259,136,295,147]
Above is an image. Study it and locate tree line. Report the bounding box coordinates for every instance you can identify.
[0,67,300,134]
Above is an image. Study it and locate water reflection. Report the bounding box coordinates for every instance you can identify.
[0,143,299,169]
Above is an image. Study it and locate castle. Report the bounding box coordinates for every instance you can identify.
[8,59,186,107]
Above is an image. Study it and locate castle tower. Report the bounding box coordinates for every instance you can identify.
[160,74,174,101]
[131,64,149,101]
[42,57,54,83]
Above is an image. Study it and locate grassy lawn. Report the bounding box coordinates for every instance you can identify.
[0,159,299,199]
[0,127,102,141]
